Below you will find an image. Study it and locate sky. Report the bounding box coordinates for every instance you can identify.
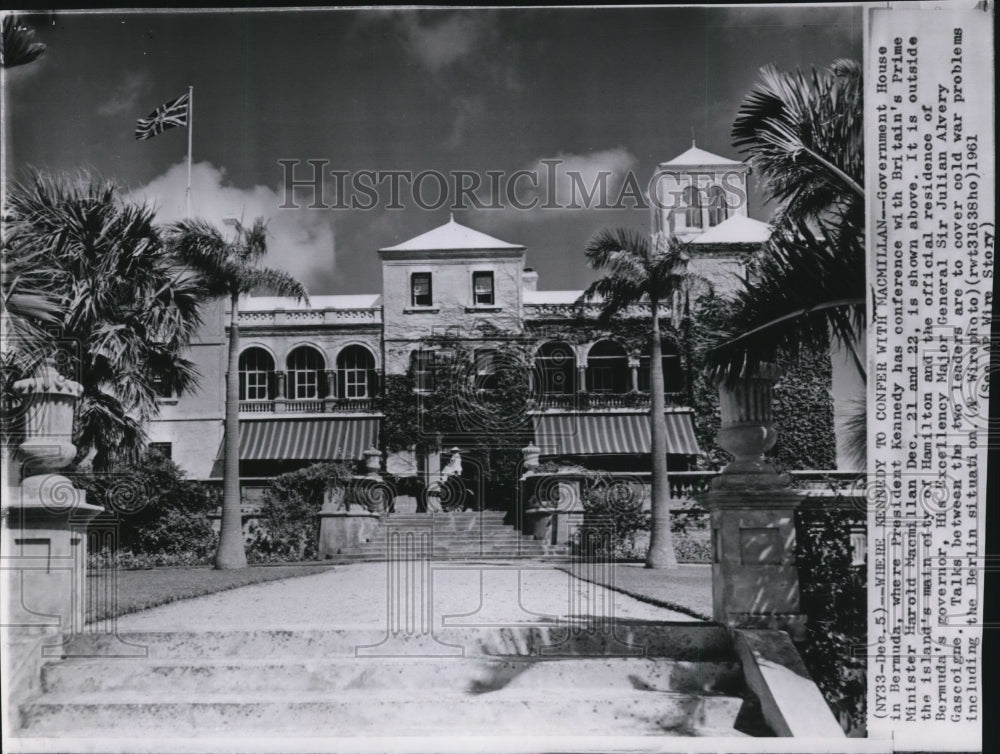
[4,6,862,296]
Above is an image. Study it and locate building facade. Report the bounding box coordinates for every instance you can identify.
[147,147,769,500]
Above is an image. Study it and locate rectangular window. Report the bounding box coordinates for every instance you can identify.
[411,273,432,306]
[345,369,368,399]
[244,372,269,401]
[151,374,173,399]
[149,442,172,461]
[413,350,436,393]
[475,349,498,392]
[472,271,494,306]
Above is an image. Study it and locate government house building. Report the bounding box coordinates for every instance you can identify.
[147,147,771,501]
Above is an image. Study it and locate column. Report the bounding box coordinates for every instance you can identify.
[698,363,806,639]
[628,357,640,393]
[274,370,287,412]
[324,369,337,411]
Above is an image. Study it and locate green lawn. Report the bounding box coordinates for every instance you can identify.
[85,564,336,624]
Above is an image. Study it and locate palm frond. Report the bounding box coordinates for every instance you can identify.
[240,267,309,302]
[732,60,863,219]
[704,211,865,383]
[1,16,46,69]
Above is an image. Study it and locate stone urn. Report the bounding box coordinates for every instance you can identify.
[521,444,541,471]
[363,447,383,476]
[11,359,82,474]
[712,362,790,490]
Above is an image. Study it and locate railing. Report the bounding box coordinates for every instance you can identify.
[524,302,659,321]
[238,397,378,414]
[532,391,687,410]
[236,308,382,327]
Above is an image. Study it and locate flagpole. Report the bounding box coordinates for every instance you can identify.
[186,85,193,217]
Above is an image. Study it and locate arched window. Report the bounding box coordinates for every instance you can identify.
[286,346,325,400]
[639,340,684,395]
[411,349,436,393]
[707,185,729,227]
[535,341,575,395]
[337,345,376,399]
[239,347,275,401]
[586,341,628,393]
[682,186,702,229]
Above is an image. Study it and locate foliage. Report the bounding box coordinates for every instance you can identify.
[76,448,219,559]
[1,15,46,69]
[708,59,864,385]
[689,292,836,471]
[2,173,205,469]
[795,506,867,736]
[246,461,354,563]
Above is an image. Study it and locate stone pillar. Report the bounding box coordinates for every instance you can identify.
[274,370,287,412]
[3,360,103,643]
[628,357,640,393]
[698,364,806,639]
[576,365,587,393]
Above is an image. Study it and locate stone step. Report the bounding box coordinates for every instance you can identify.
[41,656,743,695]
[19,688,747,736]
[55,624,735,661]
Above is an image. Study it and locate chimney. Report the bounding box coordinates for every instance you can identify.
[522,267,538,292]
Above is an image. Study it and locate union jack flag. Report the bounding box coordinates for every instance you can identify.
[135,92,189,140]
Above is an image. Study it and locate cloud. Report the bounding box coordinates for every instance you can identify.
[98,71,150,117]
[130,161,338,294]
[396,12,491,73]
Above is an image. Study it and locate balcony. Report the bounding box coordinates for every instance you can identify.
[238,397,378,414]
[531,391,687,411]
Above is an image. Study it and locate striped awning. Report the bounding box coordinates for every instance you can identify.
[533,412,699,456]
[219,419,379,461]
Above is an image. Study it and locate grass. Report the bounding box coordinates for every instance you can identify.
[85,564,336,624]
[560,561,713,621]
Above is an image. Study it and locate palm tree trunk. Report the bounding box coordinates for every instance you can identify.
[216,292,248,569]
[645,298,678,569]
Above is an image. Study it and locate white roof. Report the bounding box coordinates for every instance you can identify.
[691,215,771,244]
[239,294,381,311]
[381,217,524,252]
[661,145,743,167]
[523,289,588,305]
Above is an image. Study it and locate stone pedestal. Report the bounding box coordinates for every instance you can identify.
[317,510,381,558]
[699,364,806,640]
[3,476,104,637]
[4,359,104,645]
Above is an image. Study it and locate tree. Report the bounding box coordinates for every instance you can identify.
[580,229,704,569]
[168,218,307,570]
[2,172,203,468]
[1,15,47,69]
[707,59,865,463]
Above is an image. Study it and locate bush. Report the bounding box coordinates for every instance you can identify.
[246,461,354,563]
[76,448,219,563]
[795,506,867,736]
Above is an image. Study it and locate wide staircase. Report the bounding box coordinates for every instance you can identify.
[15,623,770,737]
[336,510,572,560]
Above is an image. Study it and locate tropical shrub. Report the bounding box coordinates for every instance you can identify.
[795,505,867,735]
[77,448,219,563]
[246,461,354,562]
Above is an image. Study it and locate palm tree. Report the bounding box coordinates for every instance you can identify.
[168,218,307,570]
[2,172,203,468]
[580,229,704,569]
[707,59,865,464]
[1,15,47,69]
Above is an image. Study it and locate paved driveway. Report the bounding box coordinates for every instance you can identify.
[114,562,701,631]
